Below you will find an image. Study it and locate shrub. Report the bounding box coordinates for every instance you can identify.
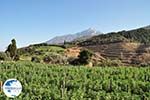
[31,56,41,63]
[14,54,20,61]
[140,63,150,67]
[68,57,80,65]
[17,47,35,56]
[78,49,93,65]
[0,52,11,61]
[43,53,68,65]
[98,59,123,67]
[69,49,93,65]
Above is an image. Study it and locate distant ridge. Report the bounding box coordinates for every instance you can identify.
[79,25,150,46]
[143,25,150,29]
[46,28,102,44]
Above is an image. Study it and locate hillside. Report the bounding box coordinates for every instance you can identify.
[9,25,150,66]
[78,26,150,65]
[83,42,150,65]
[79,27,150,46]
[17,44,65,61]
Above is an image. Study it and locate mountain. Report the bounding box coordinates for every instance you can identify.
[46,28,102,44]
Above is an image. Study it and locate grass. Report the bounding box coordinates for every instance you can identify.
[36,46,64,53]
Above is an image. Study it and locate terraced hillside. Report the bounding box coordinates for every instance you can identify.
[83,42,150,65]
[76,27,150,65]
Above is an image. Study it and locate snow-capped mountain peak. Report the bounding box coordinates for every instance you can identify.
[46,28,102,44]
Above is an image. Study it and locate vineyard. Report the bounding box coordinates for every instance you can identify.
[0,61,150,99]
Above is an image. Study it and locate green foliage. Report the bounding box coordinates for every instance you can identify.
[36,46,64,54]
[17,46,35,56]
[14,54,20,61]
[43,53,68,64]
[68,57,80,65]
[18,45,65,61]
[69,49,93,65]
[78,49,93,65]
[98,59,123,67]
[0,61,150,99]
[5,39,17,59]
[0,52,11,61]
[31,56,41,63]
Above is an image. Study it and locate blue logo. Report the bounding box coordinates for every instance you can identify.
[3,79,22,98]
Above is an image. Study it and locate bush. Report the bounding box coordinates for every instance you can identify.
[78,49,93,64]
[68,49,93,66]
[68,57,80,65]
[98,59,123,67]
[14,54,20,61]
[0,52,11,61]
[31,56,41,63]
[43,53,68,65]
[140,63,150,67]
[17,47,35,56]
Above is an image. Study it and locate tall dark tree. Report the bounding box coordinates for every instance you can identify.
[5,39,17,59]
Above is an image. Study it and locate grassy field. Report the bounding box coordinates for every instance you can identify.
[0,61,150,99]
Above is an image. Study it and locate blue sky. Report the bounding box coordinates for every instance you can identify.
[0,0,150,51]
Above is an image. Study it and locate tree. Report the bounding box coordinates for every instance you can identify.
[5,39,17,60]
[69,49,93,65]
[64,40,67,45]
[78,49,93,65]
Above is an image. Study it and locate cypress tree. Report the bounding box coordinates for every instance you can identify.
[5,39,17,60]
